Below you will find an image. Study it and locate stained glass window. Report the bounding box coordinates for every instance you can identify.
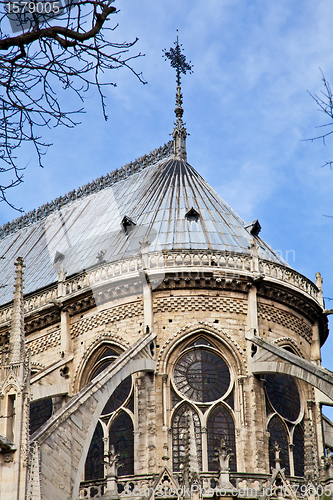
[85,421,104,480]
[293,425,304,477]
[173,349,230,403]
[172,403,202,472]
[266,374,300,422]
[207,405,236,472]
[102,376,132,415]
[30,398,53,435]
[268,416,290,476]
[109,411,134,476]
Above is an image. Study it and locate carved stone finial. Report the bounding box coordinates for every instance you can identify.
[179,408,200,493]
[104,444,123,478]
[103,445,123,497]
[9,257,25,364]
[315,272,324,307]
[272,441,281,471]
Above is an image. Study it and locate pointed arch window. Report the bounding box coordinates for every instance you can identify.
[85,421,104,481]
[268,416,290,476]
[109,411,134,476]
[83,345,134,483]
[207,404,236,472]
[293,425,304,477]
[172,403,202,472]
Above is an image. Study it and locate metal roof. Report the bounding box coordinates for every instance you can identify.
[0,156,287,306]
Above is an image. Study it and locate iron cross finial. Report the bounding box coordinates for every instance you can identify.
[163,30,193,86]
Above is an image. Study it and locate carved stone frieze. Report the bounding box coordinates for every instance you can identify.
[25,311,61,335]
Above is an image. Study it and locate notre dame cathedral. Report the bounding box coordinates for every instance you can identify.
[0,39,333,500]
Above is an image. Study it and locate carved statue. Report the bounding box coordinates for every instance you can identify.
[214,437,233,472]
[104,445,123,478]
[214,437,234,489]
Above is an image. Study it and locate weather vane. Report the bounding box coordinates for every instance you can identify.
[163,30,193,87]
[163,31,193,161]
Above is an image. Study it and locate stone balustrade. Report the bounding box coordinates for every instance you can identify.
[0,250,320,323]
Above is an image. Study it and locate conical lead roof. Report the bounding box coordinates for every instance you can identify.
[0,154,286,305]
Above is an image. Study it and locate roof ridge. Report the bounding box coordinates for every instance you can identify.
[0,140,173,239]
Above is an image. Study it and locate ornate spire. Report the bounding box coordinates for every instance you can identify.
[163,31,193,161]
[9,257,25,364]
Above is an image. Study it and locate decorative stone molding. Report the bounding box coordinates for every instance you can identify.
[0,369,21,395]
[30,362,46,372]
[25,310,61,335]
[26,330,61,356]
[258,303,312,342]
[70,301,143,338]
[153,295,247,315]
[156,321,247,375]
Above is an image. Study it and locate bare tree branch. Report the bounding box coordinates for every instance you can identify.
[0,0,146,210]
[305,70,333,146]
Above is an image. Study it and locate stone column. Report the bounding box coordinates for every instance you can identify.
[60,309,72,356]
[311,321,321,366]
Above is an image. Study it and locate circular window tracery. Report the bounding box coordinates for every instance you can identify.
[173,348,230,403]
[266,373,300,422]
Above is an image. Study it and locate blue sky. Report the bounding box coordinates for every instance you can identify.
[1,0,333,414]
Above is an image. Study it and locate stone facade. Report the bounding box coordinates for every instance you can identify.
[0,247,332,500]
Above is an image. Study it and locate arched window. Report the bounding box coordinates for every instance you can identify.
[83,345,134,481]
[30,398,53,435]
[109,411,134,476]
[207,404,236,472]
[293,425,304,477]
[85,421,104,480]
[172,403,202,472]
[80,345,121,389]
[268,416,290,476]
[170,335,237,473]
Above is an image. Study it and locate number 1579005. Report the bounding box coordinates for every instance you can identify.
[6,2,60,14]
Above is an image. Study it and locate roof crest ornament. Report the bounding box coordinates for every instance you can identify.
[0,141,173,239]
[163,30,193,161]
